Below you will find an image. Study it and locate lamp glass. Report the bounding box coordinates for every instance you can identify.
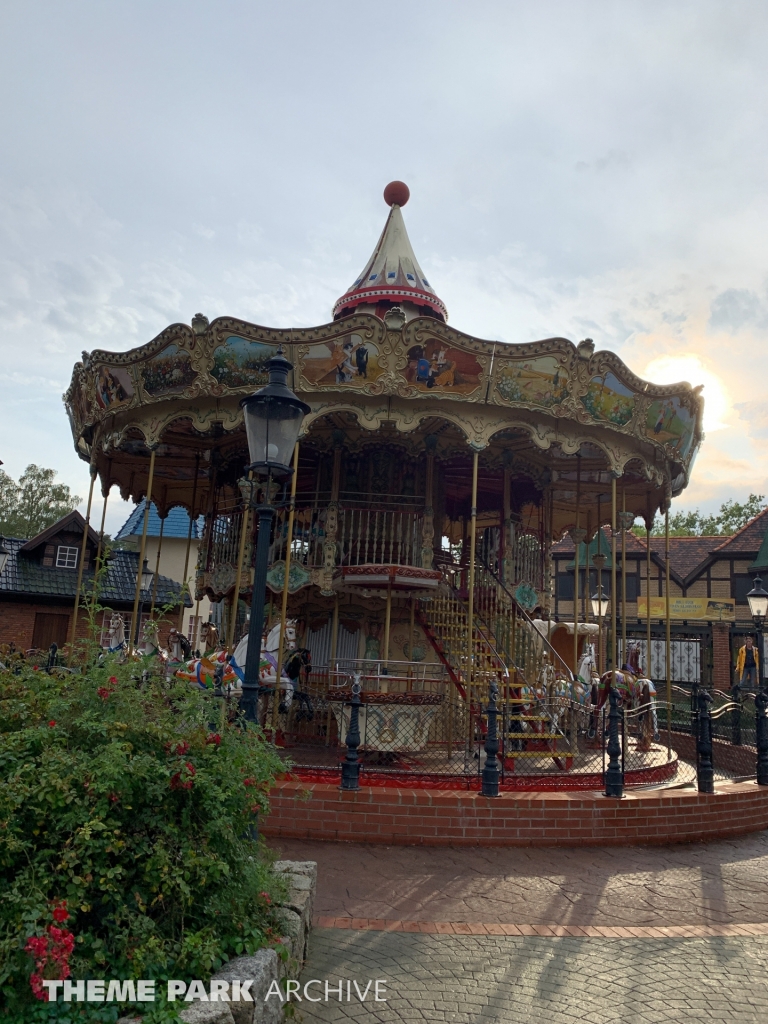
[140,557,154,593]
[242,395,305,475]
[591,591,609,618]
[748,576,768,620]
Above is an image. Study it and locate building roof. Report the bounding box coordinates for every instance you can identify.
[712,507,768,556]
[19,509,99,553]
[115,499,202,541]
[0,537,190,607]
[332,182,448,322]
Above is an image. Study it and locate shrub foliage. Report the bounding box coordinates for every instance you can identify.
[0,659,286,1019]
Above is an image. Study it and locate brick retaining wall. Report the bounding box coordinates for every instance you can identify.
[262,778,768,847]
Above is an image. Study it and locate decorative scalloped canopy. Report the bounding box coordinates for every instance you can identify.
[333,184,447,322]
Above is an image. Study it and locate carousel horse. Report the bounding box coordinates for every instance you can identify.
[200,621,221,655]
[231,620,299,709]
[166,627,192,663]
[106,612,127,655]
[175,649,241,690]
[139,619,166,659]
[590,642,657,750]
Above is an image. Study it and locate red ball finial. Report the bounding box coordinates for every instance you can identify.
[383,181,410,207]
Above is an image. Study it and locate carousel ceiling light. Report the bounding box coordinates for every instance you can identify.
[240,348,310,478]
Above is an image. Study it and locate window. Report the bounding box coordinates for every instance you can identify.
[556,574,574,601]
[56,546,78,569]
[733,576,754,605]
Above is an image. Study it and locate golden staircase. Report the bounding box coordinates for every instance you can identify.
[418,564,575,770]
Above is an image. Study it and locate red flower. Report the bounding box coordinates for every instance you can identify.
[108,676,118,684]
[259,891,272,905]
[206,733,221,746]
[51,901,69,924]
[243,777,255,787]
[25,923,75,1000]
[170,762,196,791]
[109,792,119,804]
[165,740,189,756]
[48,721,56,728]
[97,687,111,700]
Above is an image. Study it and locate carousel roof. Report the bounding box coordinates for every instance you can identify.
[332,181,448,322]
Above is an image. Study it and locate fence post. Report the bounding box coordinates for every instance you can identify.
[755,689,768,786]
[604,688,624,798]
[731,682,742,746]
[690,679,699,746]
[696,689,715,794]
[341,673,362,791]
[482,680,500,797]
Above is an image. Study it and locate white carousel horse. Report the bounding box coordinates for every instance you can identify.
[167,627,192,663]
[106,612,127,654]
[231,620,298,708]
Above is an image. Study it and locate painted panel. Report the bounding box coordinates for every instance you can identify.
[95,366,134,411]
[404,339,483,394]
[637,596,735,621]
[495,356,568,409]
[645,396,697,459]
[211,336,277,388]
[141,344,197,396]
[581,371,635,426]
[300,334,384,386]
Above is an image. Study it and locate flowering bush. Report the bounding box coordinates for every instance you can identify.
[0,661,287,1019]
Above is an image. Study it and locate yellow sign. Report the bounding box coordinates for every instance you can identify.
[637,596,735,621]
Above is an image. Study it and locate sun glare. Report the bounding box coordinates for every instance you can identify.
[642,354,728,433]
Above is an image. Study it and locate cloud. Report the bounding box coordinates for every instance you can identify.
[709,288,765,331]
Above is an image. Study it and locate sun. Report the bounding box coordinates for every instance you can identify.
[642,354,729,433]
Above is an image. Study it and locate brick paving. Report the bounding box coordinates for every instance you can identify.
[270,833,768,1020]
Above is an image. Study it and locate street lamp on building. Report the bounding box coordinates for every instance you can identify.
[134,557,154,646]
[240,348,309,723]
[748,575,768,692]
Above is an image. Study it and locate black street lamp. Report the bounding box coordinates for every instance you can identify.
[240,348,309,723]
[134,558,154,646]
[747,575,768,785]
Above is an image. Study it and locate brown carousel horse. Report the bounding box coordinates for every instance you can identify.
[588,643,657,751]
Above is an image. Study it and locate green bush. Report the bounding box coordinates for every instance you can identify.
[0,659,287,1020]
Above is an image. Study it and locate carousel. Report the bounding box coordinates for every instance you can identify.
[64,181,704,788]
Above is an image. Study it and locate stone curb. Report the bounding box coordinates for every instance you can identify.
[117,859,317,1024]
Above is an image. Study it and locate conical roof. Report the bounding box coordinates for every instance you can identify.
[333,182,448,322]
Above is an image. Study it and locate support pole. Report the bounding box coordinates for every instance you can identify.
[179,454,200,632]
[275,444,300,681]
[130,449,156,654]
[621,487,627,668]
[467,449,479,703]
[573,455,582,678]
[68,465,97,651]
[408,597,416,664]
[150,512,165,617]
[646,493,652,683]
[611,476,617,691]
[227,493,251,652]
[92,483,110,597]
[243,501,275,724]
[383,580,393,667]
[665,506,672,757]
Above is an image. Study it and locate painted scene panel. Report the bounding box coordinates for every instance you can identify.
[141,344,197,396]
[95,366,135,411]
[300,334,383,386]
[646,396,697,460]
[405,339,482,394]
[495,356,568,409]
[211,336,277,388]
[581,371,636,426]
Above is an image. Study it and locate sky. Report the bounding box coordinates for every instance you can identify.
[1,0,767,536]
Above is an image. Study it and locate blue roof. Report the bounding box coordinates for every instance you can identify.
[115,500,203,541]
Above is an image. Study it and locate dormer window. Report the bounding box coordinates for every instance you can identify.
[56,546,79,569]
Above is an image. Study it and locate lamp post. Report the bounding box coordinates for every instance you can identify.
[240,348,309,724]
[134,557,154,647]
[747,576,768,785]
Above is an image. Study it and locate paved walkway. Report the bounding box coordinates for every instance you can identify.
[270,834,768,1021]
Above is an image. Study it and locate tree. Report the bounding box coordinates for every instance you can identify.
[639,493,768,537]
[0,464,82,539]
